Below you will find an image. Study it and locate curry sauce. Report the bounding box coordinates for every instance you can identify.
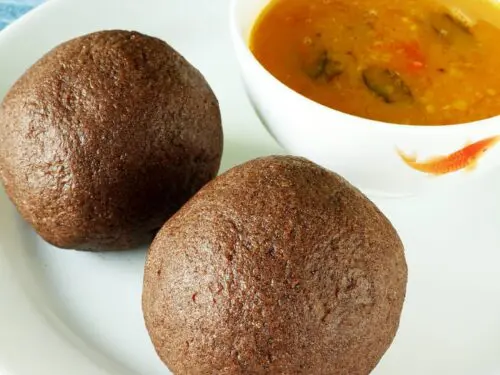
[250,0,500,125]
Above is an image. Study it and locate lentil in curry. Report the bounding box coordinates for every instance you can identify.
[250,0,500,125]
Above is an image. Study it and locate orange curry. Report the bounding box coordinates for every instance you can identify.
[250,0,500,125]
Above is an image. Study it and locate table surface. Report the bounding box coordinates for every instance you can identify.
[0,0,43,30]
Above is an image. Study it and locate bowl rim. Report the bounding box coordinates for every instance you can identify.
[228,0,500,133]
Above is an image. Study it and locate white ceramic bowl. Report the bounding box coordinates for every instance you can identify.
[229,0,500,197]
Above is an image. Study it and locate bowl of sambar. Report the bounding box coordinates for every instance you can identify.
[230,0,500,196]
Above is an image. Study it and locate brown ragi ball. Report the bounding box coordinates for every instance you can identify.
[142,155,408,375]
[0,30,223,251]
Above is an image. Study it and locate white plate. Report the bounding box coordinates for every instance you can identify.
[0,0,499,374]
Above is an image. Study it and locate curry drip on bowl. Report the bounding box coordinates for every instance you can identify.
[250,0,500,125]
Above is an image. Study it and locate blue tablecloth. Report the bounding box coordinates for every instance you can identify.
[0,0,43,31]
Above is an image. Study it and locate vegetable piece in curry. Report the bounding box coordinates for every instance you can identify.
[250,0,500,125]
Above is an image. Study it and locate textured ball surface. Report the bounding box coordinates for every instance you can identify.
[142,155,407,375]
[0,30,223,251]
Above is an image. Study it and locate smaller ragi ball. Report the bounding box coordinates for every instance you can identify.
[142,155,408,375]
[0,30,223,251]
